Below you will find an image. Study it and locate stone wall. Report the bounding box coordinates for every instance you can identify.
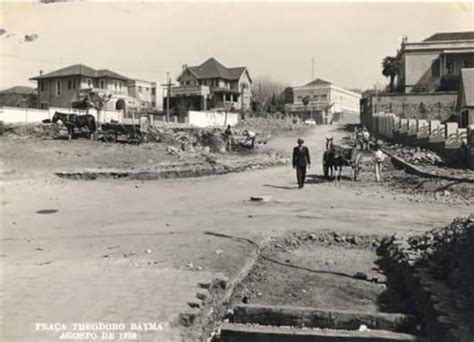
[370,92,457,121]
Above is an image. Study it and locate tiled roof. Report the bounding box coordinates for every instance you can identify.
[305,78,332,87]
[30,64,129,81]
[424,31,474,42]
[461,68,474,107]
[0,86,36,95]
[186,58,248,81]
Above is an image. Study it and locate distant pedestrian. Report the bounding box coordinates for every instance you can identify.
[224,125,233,151]
[243,129,256,149]
[293,138,311,188]
[373,144,386,182]
[356,127,364,150]
[362,127,370,150]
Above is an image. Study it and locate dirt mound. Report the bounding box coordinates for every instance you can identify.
[407,215,474,332]
[1,122,60,138]
[236,117,296,138]
[145,127,225,153]
[386,143,444,166]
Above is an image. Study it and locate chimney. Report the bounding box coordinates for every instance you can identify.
[182,64,187,71]
[40,70,43,77]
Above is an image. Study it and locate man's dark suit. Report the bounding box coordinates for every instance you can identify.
[293,145,311,188]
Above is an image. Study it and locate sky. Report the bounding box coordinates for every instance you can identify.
[0,1,473,92]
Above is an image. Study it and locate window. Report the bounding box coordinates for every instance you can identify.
[114,81,118,90]
[68,79,72,90]
[87,79,92,88]
[100,80,105,89]
[40,81,45,92]
[138,86,142,93]
[151,88,156,95]
[151,102,155,107]
[56,80,61,96]
[463,59,473,68]
[119,82,122,90]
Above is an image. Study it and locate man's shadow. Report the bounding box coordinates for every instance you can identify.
[263,184,297,190]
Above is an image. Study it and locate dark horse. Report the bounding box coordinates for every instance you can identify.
[52,112,96,141]
[322,138,349,181]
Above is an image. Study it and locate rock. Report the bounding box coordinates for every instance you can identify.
[145,249,152,254]
[308,234,317,241]
[354,272,368,280]
[348,236,358,245]
[250,195,272,202]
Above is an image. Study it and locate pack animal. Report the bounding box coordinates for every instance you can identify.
[323,138,348,181]
[52,112,96,141]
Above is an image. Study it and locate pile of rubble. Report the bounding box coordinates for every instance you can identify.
[407,215,474,327]
[0,122,61,138]
[388,144,444,166]
[236,117,296,138]
[145,127,225,153]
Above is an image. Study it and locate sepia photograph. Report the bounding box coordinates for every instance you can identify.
[0,1,473,341]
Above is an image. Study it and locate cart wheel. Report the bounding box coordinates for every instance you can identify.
[104,130,117,143]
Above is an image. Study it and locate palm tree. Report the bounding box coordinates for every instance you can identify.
[382,57,401,93]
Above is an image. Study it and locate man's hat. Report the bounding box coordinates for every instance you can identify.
[297,138,304,144]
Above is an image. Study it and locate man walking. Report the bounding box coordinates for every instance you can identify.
[223,125,233,151]
[373,144,386,182]
[293,138,311,188]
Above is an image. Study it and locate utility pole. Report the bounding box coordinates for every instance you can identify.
[161,72,175,122]
[311,57,315,120]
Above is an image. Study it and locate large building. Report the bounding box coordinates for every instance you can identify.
[396,31,474,93]
[29,64,141,112]
[286,79,361,124]
[457,68,474,128]
[128,79,158,110]
[166,58,252,113]
[0,86,37,108]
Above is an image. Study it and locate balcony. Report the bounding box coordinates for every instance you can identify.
[170,85,210,97]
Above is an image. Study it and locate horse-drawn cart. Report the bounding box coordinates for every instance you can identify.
[99,123,144,144]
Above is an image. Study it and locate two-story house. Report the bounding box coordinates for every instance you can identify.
[30,64,139,111]
[286,79,361,124]
[128,79,158,110]
[396,31,474,93]
[167,58,252,113]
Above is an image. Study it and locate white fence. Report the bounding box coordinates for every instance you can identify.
[0,106,124,124]
[0,106,238,128]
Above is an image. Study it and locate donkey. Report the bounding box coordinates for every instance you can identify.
[323,137,346,181]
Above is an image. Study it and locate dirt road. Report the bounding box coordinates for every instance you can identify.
[1,124,472,341]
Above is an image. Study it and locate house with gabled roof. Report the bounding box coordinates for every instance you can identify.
[457,68,474,128]
[30,64,142,112]
[396,31,474,93]
[287,78,361,124]
[167,57,252,113]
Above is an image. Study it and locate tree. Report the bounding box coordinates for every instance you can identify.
[382,56,401,93]
[252,77,288,113]
[280,87,294,104]
[82,91,112,125]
